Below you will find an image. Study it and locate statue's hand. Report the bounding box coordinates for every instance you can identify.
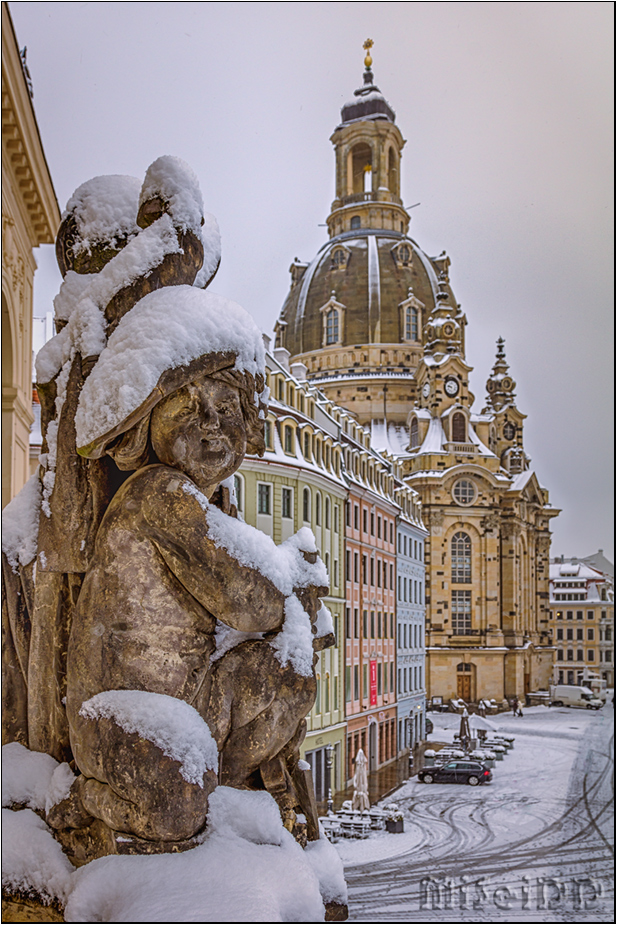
[294,584,327,629]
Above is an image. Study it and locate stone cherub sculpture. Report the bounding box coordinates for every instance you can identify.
[2,157,333,864]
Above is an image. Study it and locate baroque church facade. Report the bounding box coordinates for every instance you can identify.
[274,45,558,703]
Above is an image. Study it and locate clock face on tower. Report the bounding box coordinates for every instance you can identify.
[422,382,430,399]
[444,377,459,397]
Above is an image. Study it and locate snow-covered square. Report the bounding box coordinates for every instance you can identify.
[342,705,614,923]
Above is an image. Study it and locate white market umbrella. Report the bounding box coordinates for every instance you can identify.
[469,715,499,733]
[351,748,370,812]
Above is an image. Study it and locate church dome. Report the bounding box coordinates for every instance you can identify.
[277,232,451,358]
[273,45,464,425]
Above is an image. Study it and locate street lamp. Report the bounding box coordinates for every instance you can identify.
[325,744,334,814]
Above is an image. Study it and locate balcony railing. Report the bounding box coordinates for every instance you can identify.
[444,442,476,455]
[341,192,376,205]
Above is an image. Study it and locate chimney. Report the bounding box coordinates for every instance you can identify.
[274,347,291,372]
[291,361,308,382]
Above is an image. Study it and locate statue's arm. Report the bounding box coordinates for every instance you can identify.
[143,473,285,633]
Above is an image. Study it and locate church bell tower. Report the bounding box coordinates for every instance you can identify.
[327,40,410,239]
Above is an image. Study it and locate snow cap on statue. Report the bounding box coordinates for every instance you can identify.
[74,285,267,458]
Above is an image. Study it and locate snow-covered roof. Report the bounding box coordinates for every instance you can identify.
[550,561,607,582]
[419,415,447,454]
[370,419,410,456]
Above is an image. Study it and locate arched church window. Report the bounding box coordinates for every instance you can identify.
[351,143,372,194]
[350,215,361,230]
[452,532,472,583]
[326,308,339,345]
[452,412,466,443]
[410,417,419,449]
[388,147,398,194]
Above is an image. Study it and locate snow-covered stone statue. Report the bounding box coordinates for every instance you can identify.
[2,158,347,921]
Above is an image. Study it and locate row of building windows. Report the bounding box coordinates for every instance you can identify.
[398,665,423,695]
[550,610,608,620]
[397,622,423,649]
[556,627,596,641]
[346,551,395,589]
[398,575,423,604]
[554,594,586,601]
[345,608,395,640]
[398,532,424,560]
[345,661,396,701]
[346,502,395,545]
[254,481,340,532]
[555,649,613,663]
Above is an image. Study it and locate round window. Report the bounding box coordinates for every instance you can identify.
[452,479,476,505]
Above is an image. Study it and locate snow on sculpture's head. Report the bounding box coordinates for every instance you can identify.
[56,175,142,277]
[74,285,268,474]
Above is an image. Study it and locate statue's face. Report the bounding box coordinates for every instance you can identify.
[151,376,247,496]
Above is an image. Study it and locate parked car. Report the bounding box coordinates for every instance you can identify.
[425,717,434,735]
[418,760,492,786]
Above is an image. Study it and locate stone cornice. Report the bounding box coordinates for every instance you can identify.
[1,3,60,246]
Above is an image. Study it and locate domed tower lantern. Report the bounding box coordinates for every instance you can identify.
[274,41,461,428]
[327,39,410,239]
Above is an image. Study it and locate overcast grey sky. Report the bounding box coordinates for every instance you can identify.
[10,1,614,560]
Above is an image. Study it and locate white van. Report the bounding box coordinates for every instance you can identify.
[549,684,603,710]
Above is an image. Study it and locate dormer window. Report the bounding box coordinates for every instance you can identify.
[326,308,339,345]
[405,306,419,341]
[399,288,425,344]
[330,244,350,270]
[392,241,414,269]
[320,293,345,347]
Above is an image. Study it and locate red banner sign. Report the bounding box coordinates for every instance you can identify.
[370,659,377,706]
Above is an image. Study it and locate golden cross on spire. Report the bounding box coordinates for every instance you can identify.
[363,38,374,69]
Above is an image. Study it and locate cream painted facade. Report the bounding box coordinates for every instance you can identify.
[238,348,348,800]
[2,3,60,507]
[404,331,558,704]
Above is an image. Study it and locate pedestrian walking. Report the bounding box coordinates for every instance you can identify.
[511,697,518,716]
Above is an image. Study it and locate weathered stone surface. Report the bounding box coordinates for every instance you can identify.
[3,160,334,873]
[2,894,65,924]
